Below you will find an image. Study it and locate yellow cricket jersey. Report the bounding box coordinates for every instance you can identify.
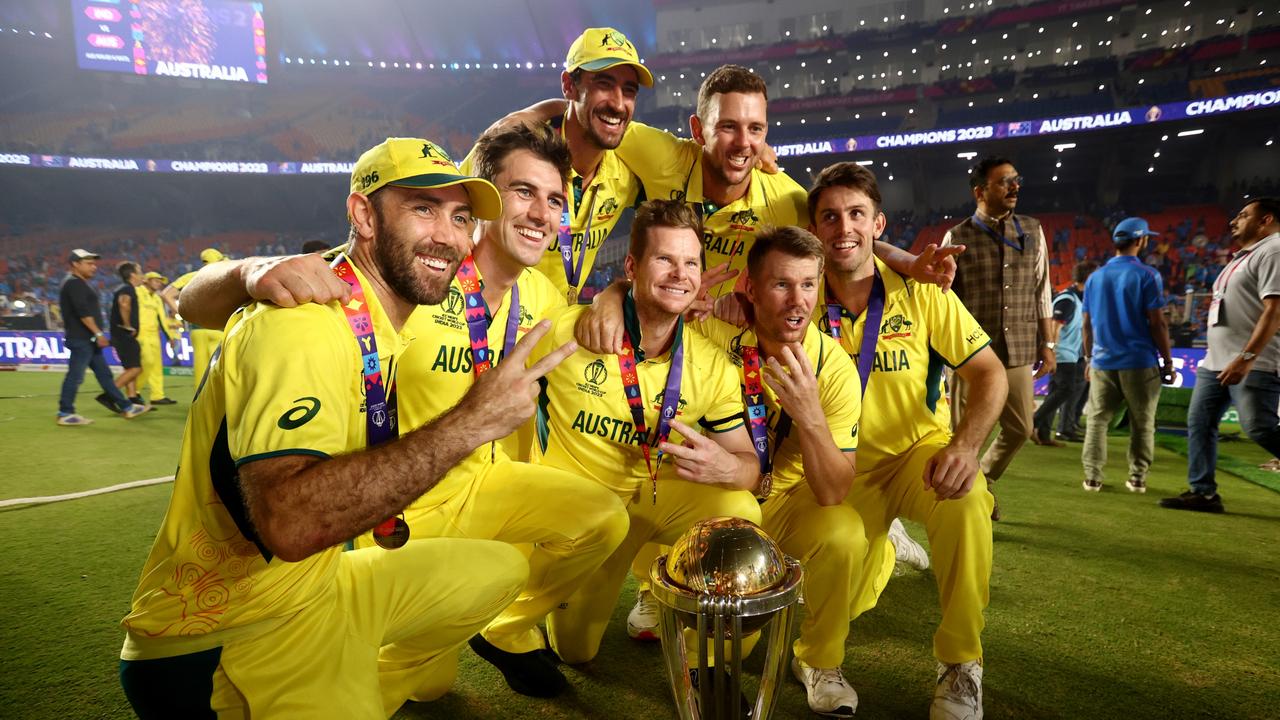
[120,262,414,660]
[532,299,745,498]
[694,319,860,497]
[136,285,177,339]
[461,115,643,302]
[816,258,991,468]
[398,263,562,507]
[615,121,810,297]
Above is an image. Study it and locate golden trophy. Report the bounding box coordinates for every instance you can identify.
[650,517,803,719]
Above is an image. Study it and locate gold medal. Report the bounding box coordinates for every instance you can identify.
[373,516,410,549]
[566,286,578,305]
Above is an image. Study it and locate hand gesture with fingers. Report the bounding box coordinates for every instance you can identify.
[908,243,965,293]
[244,254,352,308]
[658,419,742,486]
[761,344,823,427]
[463,320,578,442]
[686,263,740,322]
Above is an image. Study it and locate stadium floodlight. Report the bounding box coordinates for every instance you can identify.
[1267,139,1274,146]
[1178,129,1204,137]
[1154,151,1161,158]
[1148,167,1155,173]
[1053,143,1076,151]
[888,175,894,181]
[1052,176,1058,182]
[856,160,874,166]
[957,151,978,159]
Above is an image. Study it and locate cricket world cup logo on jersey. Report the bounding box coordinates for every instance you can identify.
[584,359,608,386]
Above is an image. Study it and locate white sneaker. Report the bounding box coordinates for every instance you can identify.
[888,518,930,572]
[931,660,983,720]
[791,656,857,717]
[626,590,659,641]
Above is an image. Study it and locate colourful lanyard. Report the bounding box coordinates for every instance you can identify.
[740,341,792,500]
[332,256,407,549]
[456,255,520,373]
[972,213,1027,251]
[1212,249,1254,300]
[553,115,599,304]
[824,268,886,399]
[618,327,684,504]
[456,255,520,463]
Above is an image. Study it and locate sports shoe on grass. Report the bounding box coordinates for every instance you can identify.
[1159,491,1224,513]
[468,634,567,698]
[689,667,753,719]
[94,392,122,413]
[150,397,178,406]
[888,518,930,572]
[56,413,93,426]
[931,660,983,720]
[626,590,660,641]
[1082,478,1102,492]
[791,657,857,717]
[1259,458,1280,472]
[1125,476,1147,494]
[121,404,149,419]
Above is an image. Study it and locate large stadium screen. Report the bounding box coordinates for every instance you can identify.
[72,0,267,84]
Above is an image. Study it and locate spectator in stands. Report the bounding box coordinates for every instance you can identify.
[56,249,146,425]
[1033,261,1097,445]
[1080,218,1175,494]
[944,156,1055,520]
[108,262,146,409]
[1163,198,1280,512]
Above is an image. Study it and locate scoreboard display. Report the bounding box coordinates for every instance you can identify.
[72,0,267,84]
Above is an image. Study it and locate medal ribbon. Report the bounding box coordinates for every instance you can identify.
[331,256,403,544]
[740,342,792,495]
[971,213,1026,251]
[823,267,886,399]
[456,255,520,375]
[618,328,684,504]
[554,115,599,302]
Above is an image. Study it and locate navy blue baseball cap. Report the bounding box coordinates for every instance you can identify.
[1113,217,1159,243]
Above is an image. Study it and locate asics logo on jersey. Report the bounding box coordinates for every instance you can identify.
[278,397,321,430]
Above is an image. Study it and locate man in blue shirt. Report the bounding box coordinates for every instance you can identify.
[1080,218,1176,493]
[1033,261,1097,445]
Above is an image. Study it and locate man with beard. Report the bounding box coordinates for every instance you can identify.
[118,138,577,717]
[463,27,651,305]
[530,200,760,689]
[1163,197,1280,513]
[942,156,1055,519]
[813,163,1005,720]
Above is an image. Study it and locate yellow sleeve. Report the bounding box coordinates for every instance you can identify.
[223,304,357,465]
[696,339,746,433]
[774,171,811,226]
[920,283,991,368]
[817,340,862,452]
[616,121,697,198]
[170,271,199,292]
[531,304,578,367]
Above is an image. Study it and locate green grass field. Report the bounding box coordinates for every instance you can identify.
[2,371,1278,719]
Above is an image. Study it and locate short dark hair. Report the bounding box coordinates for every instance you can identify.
[472,123,572,187]
[1246,196,1280,225]
[629,199,703,261]
[697,64,768,121]
[747,225,824,280]
[969,155,1015,190]
[117,261,138,283]
[807,162,883,223]
[1072,261,1098,284]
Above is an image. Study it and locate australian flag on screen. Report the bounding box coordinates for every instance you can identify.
[1006,121,1034,137]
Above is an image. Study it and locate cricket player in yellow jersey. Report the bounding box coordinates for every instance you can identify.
[692,227,864,717]
[363,128,629,707]
[136,271,180,404]
[531,200,760,678]
[463,27,651,304]
[809,163,1007,720]
[118,138,580,718]
[164,248,228,387]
